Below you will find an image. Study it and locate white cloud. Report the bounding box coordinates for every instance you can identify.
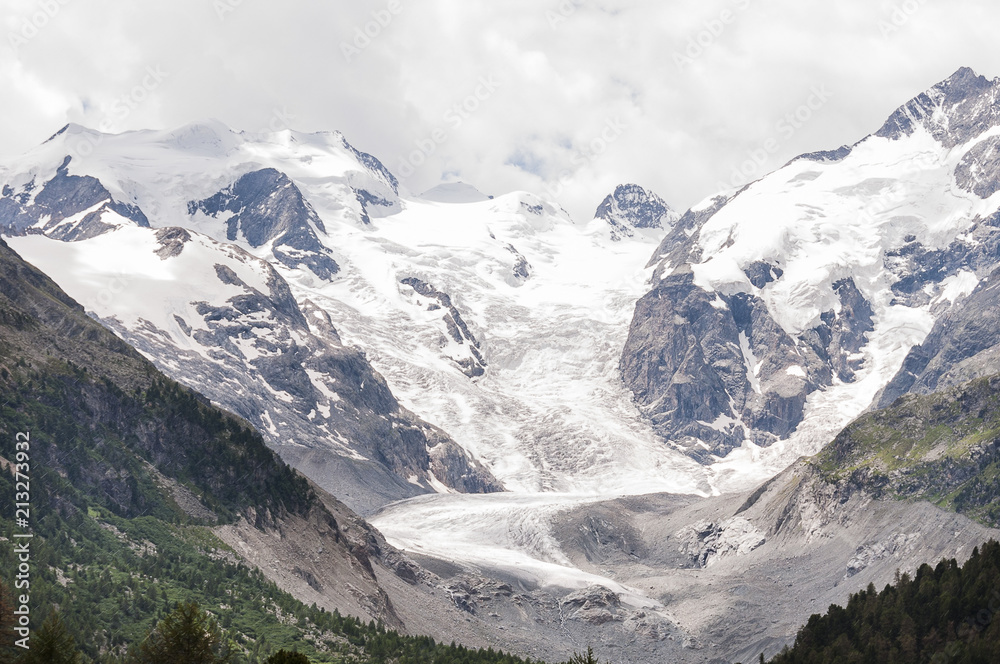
[0,0,997,221]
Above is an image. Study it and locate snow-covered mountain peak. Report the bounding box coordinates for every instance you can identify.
[45,122,96,142]
[419,181,492,204]
[876,66,1000,148]
[1,118,714,505]
[162,119,243,154]
[624,67,1000,484]
[594,183,680,241]
[0,120,408,253]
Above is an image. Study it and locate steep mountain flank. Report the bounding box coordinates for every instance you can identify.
[623,68,1000,464]
[878,263,1000,408]
[0,237,529,661]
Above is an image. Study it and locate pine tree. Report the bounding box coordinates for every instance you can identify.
[131,602,231,664]
[16,612,80,664]
[565,646,602,664]
[265,650,311,664]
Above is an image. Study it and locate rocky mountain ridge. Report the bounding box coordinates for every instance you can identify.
[623,67,1000,468]
[0,123,699,505]
[594,183,680,241]
[0,127,503,514]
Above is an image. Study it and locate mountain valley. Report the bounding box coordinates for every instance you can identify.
[6,67,1000,663]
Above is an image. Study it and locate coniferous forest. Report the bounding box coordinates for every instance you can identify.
[769,540,1000,664]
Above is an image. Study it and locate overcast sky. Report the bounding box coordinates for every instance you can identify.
[1,0,998,221]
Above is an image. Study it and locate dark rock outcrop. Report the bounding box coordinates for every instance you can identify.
[876,67,1000,147]
[621,268,846,457]
[559,586,623,625]
[878,266,1000,408]
[595,183,678,241]
[401,277,487,378]
[955,136,1000,198]
[188,168,339,279]
[0,155,149,240]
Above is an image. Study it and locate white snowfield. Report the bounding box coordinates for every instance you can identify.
[698,123,1000,492]
[3,113,997,597]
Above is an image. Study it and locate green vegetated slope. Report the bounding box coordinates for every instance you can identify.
[769,540,1000,664]
[814,374,1000,527]
[0,236,540,663]
[768,374,1000,662]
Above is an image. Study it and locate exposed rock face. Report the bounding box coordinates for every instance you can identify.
[623,268,879,458]
[340,134,399,195]
[594,183,680,241]
[621,68,1000,460]
[188,168,340,279]
[559,586,624,625]
[795,144,854,164]
[878,266,1000,407]
[0,155,148,239]
[622,268,837,456]
[354,188,396,224]
[429,439,505,494]
[401,277,487,378]
[505,243,531,282]
[676,517,765,568]
[955,136,1000,198]
[90,236,501,514]
[154,226,191,259]
[875,66,1000,147]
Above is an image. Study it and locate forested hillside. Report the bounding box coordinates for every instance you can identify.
[769,541,1000,664]
[0,237,540,663]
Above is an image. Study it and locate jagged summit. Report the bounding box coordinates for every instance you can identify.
[594,183,679,241]
[876,66,1000,147]
[792,68,1000,168]
[623,66,1000,476]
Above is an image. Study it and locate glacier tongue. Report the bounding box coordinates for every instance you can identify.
[0,127,718,607]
